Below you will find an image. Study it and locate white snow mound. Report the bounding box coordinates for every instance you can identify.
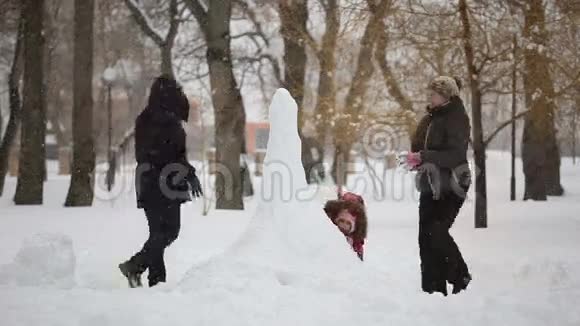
[0,233,76,288]
[181,89,363,291]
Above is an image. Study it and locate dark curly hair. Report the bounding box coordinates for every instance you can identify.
[147,74,190,122]
[324,199,368,243]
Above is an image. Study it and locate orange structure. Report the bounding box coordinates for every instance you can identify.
[245,122,270,155]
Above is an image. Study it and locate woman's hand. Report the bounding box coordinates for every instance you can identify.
[399,151,422,170]
[406,152,422,170]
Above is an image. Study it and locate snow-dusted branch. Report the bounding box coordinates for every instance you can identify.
[236,54,282,85]
[233,0,270,47]
[123,0,184,76]
[122,0,165,46]
[183,0,208,35]
[166,0,181,45]
[484,110,529,147]
[553,68,580,98]
[231,0,282,85]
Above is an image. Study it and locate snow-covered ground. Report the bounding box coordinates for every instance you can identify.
[1,90,580,326]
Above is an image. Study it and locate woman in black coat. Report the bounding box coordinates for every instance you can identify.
[405,76,472,296]
[119,75,202,288]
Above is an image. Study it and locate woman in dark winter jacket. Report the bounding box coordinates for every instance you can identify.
[404,76,472,296]
[119,75,203,288]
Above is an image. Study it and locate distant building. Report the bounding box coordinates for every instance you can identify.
[200,122,270,156]
[246,122,269,154]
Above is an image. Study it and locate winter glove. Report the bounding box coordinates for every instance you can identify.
[187,170,203,198]
[407,152,422,169]
[397,151,422,170]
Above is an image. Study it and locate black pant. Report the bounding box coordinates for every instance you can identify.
[418,192,469,295]
[130,204,181,286]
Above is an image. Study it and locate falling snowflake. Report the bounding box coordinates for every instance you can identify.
[531,89,543,102]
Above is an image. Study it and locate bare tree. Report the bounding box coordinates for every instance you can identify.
[516,0,564,200]
[0,9,23,196]
[14,0,45,204]
[332,0,392,183]
[458,0,487,227]
[311,0,340,145]
[457,0,539,225]
[186,0,246,209]
[123,0,181,77]
[278,0,308,126]
[64,0,95,206]
[375,21,416,136]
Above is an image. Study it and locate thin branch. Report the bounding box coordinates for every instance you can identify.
[484,110,529,147]
[122,0,164,46]
[374,22,415,134]
[165,0,180,44]
[233,0,270,47]
[183,0,208,35]
[302,27,321,58]
[231,31,264,42]
[554,71,580,98]
[236,54,282,85]
[319,0,329,12]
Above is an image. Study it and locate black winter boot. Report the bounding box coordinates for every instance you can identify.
[119,261,143,288]
[452,274,471,294]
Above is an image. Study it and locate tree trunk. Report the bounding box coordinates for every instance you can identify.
[14,0,46,205]
[314,0,339,146]
[64,0,95,207]
[160,43,174,77]
[207,0,245,210]
[459,0,487,227]
[375,24,416,137]
[335,0,390,176]
[544,129,563,196]
[160,0,178,78]
[522,115,546,200]
[278,0,313,180]
[123,0,179,78]
[331,143,350,187]
[511,36,517,201]
[343,2,389,123]
[0,14,24,196]
[472,90,487,228]
[521,0,561,200]
[278,0,308,126]
[574,97,578,164]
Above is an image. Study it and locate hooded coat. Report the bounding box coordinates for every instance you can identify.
[134,76,197,209]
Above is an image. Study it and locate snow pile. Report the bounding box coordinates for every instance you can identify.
[513,258,575,289]
[181,89,361,291]
[0,233,76,288]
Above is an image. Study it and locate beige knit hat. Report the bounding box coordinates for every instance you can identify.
[428,76,462,99]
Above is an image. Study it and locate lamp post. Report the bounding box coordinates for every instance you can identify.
[102,67,117,191]
[510,35,517,201]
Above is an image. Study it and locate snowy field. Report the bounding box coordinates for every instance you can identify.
[1,90,580,326]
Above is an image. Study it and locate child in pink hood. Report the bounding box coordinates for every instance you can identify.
[324,192,368,261]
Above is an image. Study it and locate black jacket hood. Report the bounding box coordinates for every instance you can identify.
[147,75,190,122]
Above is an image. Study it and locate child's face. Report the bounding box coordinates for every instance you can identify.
[335,210,355,235]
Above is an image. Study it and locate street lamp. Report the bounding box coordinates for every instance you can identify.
[102,66,117,192]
